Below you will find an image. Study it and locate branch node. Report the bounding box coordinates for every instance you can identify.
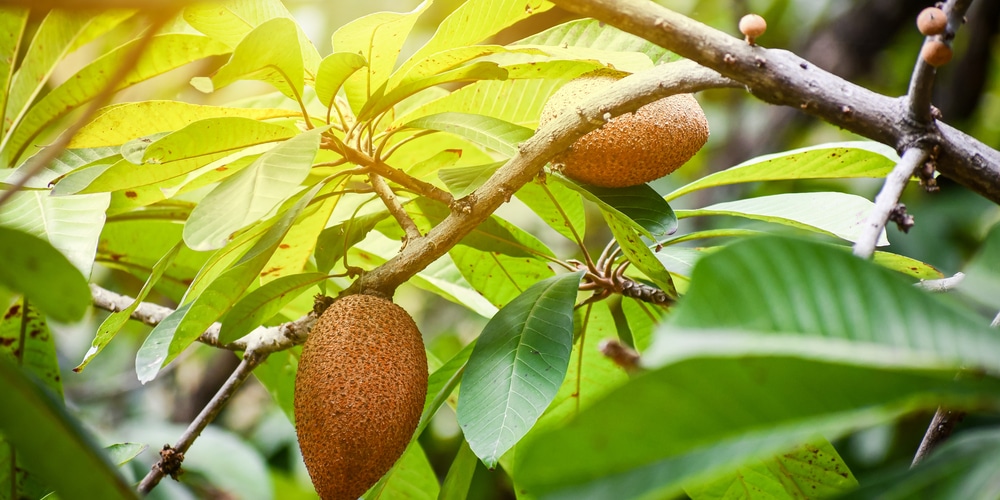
[888,203,915,233]
[598,339,642,374]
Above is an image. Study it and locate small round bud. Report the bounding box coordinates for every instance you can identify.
[739,14,767,45]
[917,7,947,36]
[921,40,952,67]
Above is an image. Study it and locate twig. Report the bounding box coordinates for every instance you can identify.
[89,284,312,355]
[343,147,455,207]
[915,272,965,292]
[137,354,265,494]
[369,173,422,243]
[853,147,929,259]
[345,60,738,297]
[549,0,1000,204]
[0,12,170,207]
[911,408,965,467]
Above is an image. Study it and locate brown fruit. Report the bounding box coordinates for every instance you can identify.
[917,7,947,36]
[539,71,709,188]
[921,40,953,67]
[739,14,767,44]
[294,294,427,500]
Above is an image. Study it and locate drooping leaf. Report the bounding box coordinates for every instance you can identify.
[0,7,28,138]
[439,441,478,500]
[136,183,324,383]
[403,113,533,157]
[0,190,109,276]
[69,101,298,149]
[75,242,182,372]
[192,18,305,102]
[456,270,583,468]
[554,174,677,239]
[665,142,901,201]
[0,229,89,324]
[417,341,474,439]
[362,441,439,500]
[0,356,135,500]
[514,18,678,65]
[219,272,328,344]
[183,126,326,251]
[394,0,554,84]
[332,3,432,114]
[1,146,118,189]
[2,34,231,165]
[358,62,509,122]
[438,162,501,198]
[515,356,1000,500]
[388,45,532,93]
[315,52,367,108]
[2,10,131,143]
[515,177,587,243]
[685,440,858,499]
[676,192,889,246]
[183,0,295,49]
[603,212,676,297]
[847,427,1000,499]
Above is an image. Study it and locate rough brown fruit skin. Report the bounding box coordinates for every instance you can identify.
[294,294,427,500]
[539,72,709,188]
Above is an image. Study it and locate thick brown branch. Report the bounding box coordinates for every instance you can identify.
[549,0,1000,204]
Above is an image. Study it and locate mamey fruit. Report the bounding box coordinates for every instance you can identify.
[917,7,947,36]
[739,14,767,45]
[538,71,709,188]
[294,294,428,500]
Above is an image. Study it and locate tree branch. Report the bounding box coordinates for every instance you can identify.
[853,147,928,259]
[347,60,738,296]
[369,173,422,243]
[548,0,1000,204]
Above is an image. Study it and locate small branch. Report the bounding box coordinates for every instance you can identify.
[912,407,965,467]
[370,173,422,243]
[853,147,928,259]
[0,12,169,205]
[915,272,965,292]
[137,355,265,494]
[907,0,973,124]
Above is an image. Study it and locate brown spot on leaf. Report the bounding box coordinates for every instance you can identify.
[124,191,138,199]
[5,304,20,319]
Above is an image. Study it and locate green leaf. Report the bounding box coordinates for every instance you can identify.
[75,242,182,372]
[514,18,677,65]
[2,10,130,143]
[183,126,326,251]
[0,227,90,323]
[439,441,478,500]
[958,222,1000,310]
[2,34,231,166]
[135,183,324,383]
[183,0,295,49]
[847,427,1000,498]
[666,142,900,201]
[251,347,301,422]
[0,190,109,276]
[394,0,554,83]
[685,440,858,499]
[515,177,586,243]
[219,272,327,344]
[438,162,502,198]
[515,356,1000,500]
[1,299,61,397]
[315,52,367,108]
[403,113,533,157]
[647,236,1000,372]
[193,18,305,102]
[359,62,509,122]
[388,45,530,93]
[314,210,389,274]
[332,3,432,114]
[448,213,558,308]
[0,356,136,500]
[603,212,676,296]
[456,270,583,468]
[0,7,28,138]
[363,441,439,500]
[676,192,888,245]
[417,341,475,438]
[555,175,677,239]
[69,101,298,149]
[621,296,666,353]
[105,443,147,467]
